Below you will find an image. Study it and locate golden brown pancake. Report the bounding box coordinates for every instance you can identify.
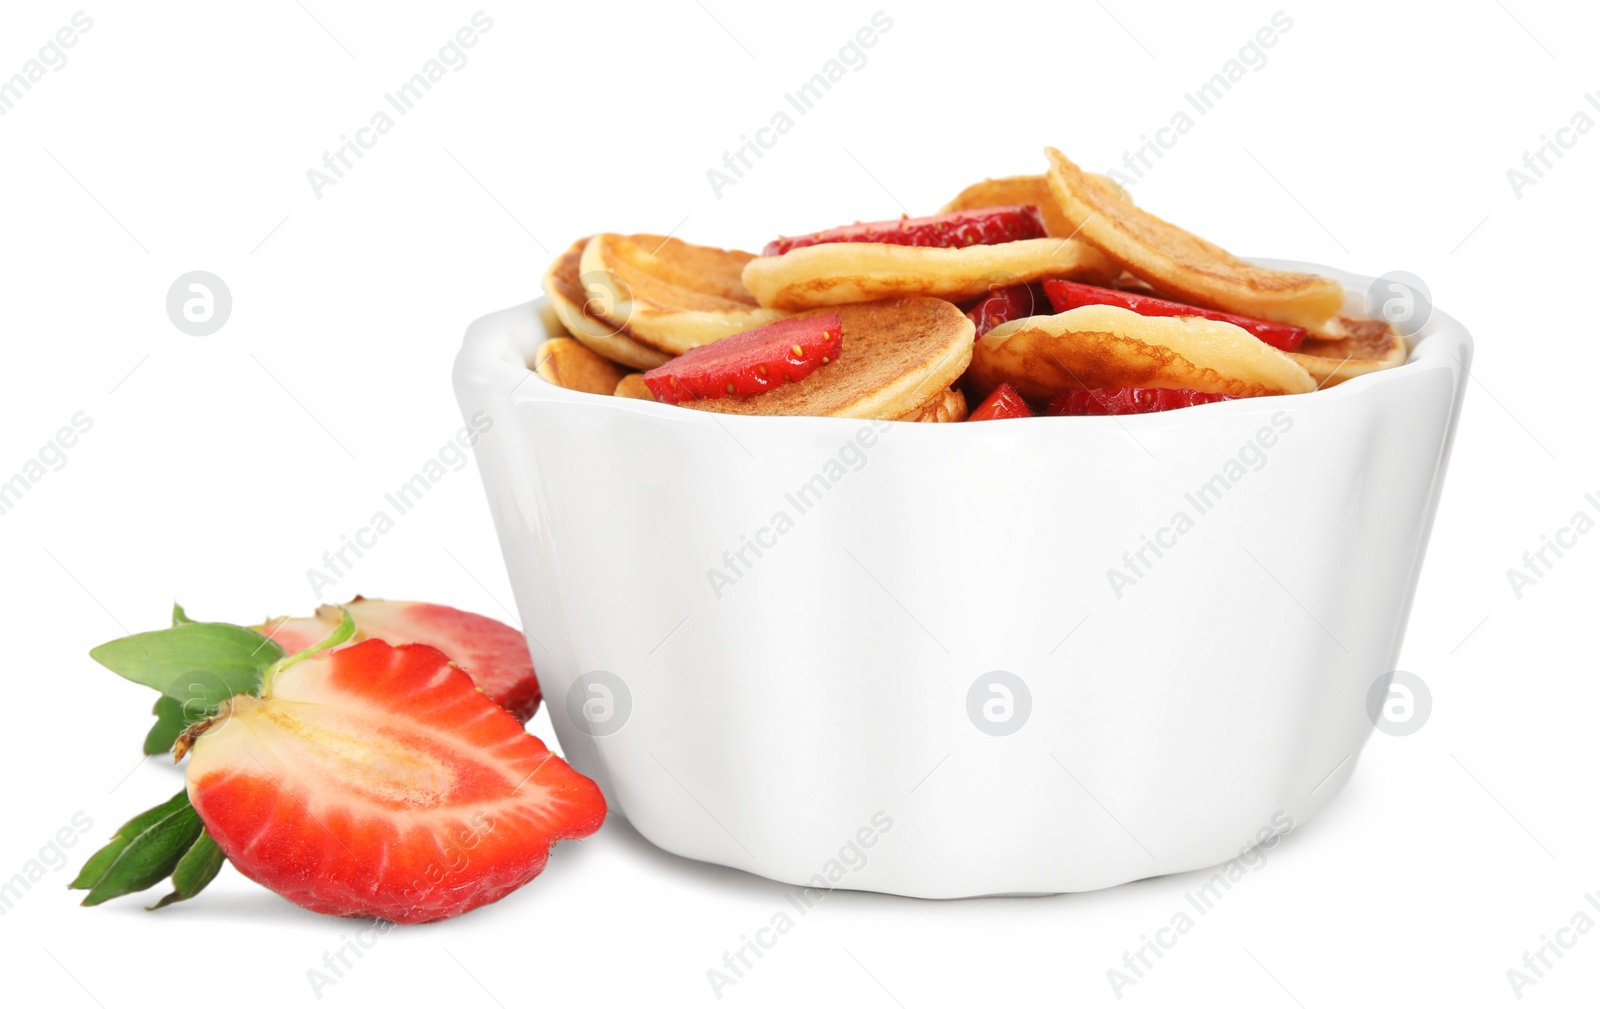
[534,336,627,395]
[613,373,653,399]
[683,298,974,420]
[536,299,568,340]
[741,238,1117,311]
[967,304,1316,402]
[897,387,968,422]
[542,239,671,370]
[940,173,1130,237]
[1044,147,1344,330]
[580,233,788,355]
[1290,317,1408,387]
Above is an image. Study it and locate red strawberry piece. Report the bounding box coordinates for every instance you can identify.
[965,283,1050,338]
[259,599,542,722]
[1041,279,1308,352]
[764,205,1047,257]
[968,383,1035,421]
[186,639,605,924]
[1046,388,1233,416]
[642,313,842,404]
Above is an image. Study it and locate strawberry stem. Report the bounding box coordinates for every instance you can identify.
[261,606,355,691]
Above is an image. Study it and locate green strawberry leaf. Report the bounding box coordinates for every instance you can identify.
[79,792,204,906]
[138,605,208,753]
[142,696,187,756]
[91,622,284,709]
[149,830,225,910]
[71,790,191,894]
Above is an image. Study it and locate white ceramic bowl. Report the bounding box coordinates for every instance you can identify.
[453,261,1469,898]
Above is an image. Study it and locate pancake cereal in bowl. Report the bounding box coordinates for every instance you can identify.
[454,145,1469,897]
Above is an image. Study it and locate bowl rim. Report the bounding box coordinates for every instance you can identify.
[458,258,1472,431]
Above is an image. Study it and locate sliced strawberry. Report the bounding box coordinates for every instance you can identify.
[966,283,1049,338]
[258,598,541,722]
[764,205,1047,257]
[968,383,1035,421]
[1046,388,1233,415]
[642,313,842,404]
[1041,279,1308,352]
[186,640,604,923]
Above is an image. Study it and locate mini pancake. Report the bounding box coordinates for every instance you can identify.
[940,173,1131,237]
[613,373,653,399]
[740,238,1117,311]
[534,336,627,395]
[1290,317,1408,387]
[898,387,968,423]
[542,239,671,370]
[967,304,1316,402]
[1044,147,1345,330]
[537,299,568,340]
[683,298,974,420]
[580,232,788,355]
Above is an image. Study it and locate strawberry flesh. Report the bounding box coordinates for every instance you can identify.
[1041,279,1308,352]
[186,640,605,924]
[259,598,542,722]
[1046,388,1233,415]
[642,314,842,404]
[968,383,1035,421]
[966,283,1050,338]
[764,205,1047,257]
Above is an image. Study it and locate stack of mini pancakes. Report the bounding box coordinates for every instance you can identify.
[537,146,1407,421]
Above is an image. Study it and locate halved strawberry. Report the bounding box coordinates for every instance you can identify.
[966,283,1050,338]
[182,639,603,923]
[764,205,1047,257]
[79,613,604,919]
[1046,387,1233,415]
[968,382,1035,421]
[642,313,842,404]
[257,598,541,722]
[1042,279,1308,352]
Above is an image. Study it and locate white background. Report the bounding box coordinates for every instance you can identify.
[1,1,1595,1006]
